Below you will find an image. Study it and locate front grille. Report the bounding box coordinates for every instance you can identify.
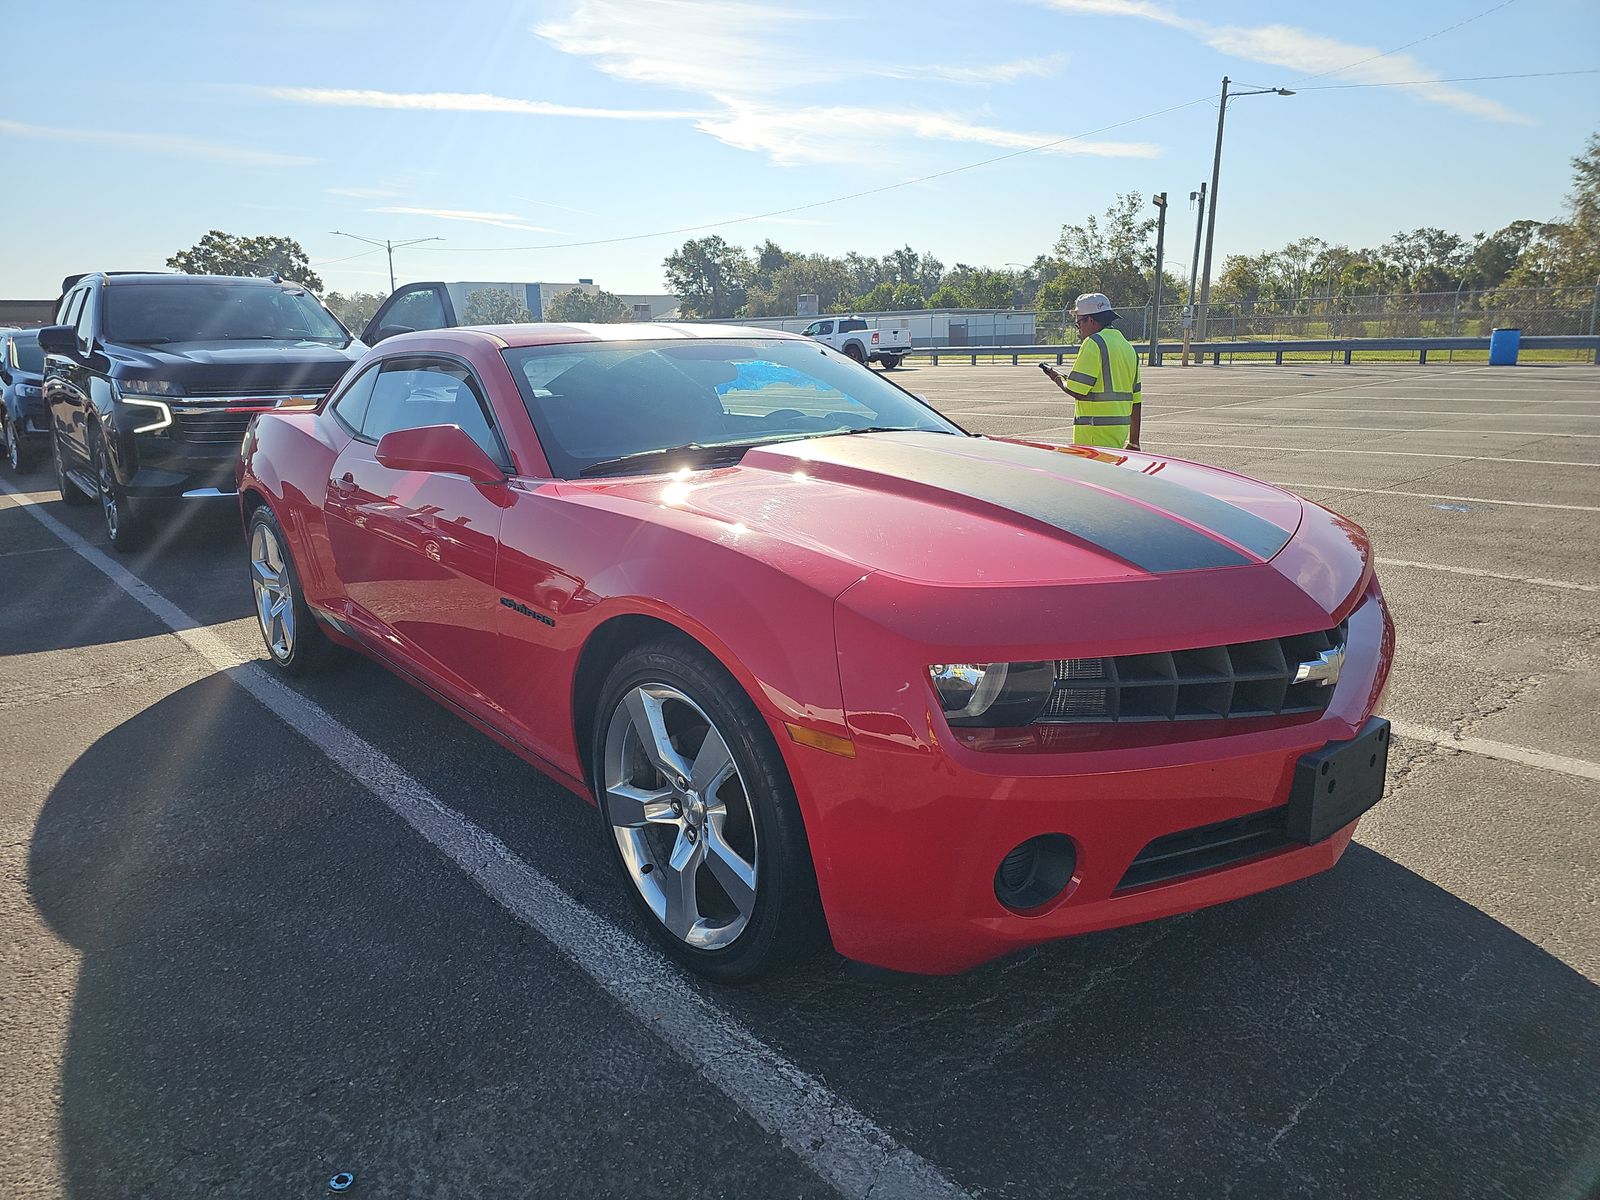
[1116,807,1289,892]
[175,410,255,444]
[1037,623,1346,725]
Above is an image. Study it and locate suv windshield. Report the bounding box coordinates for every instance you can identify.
[102,282,350,346]
[503,338,964,478]
[10,334,43,373]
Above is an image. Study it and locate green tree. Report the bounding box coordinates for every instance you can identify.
[963,270,1017,309]
[543,287,632,322]
[663,235,751,319]
[745,254,853,317]
[1544,131,1600,286]
[851,281,899,311]
[928,283,969,308]
[462,287,533,324]
[166,231,323,290]
[322,291,386,332]
[889,282,925,310]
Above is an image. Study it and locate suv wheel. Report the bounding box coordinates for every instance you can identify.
[249,505,338,675]
[52,430,93,506]
[91,425,145,551]
[593,638,827,983]
[1,414,27,473]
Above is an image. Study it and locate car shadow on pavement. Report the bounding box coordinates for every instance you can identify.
[1,494,246,654]
[27,669,1600,1200]
[26,673,833,1200]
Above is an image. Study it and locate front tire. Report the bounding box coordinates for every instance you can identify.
[91,424,146,551]
[248,505,339,676]
[593,638,827,983]
[3,414,33,473]
[53,430,93,506]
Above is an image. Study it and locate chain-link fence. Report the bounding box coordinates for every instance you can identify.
[1032,284,1600,344]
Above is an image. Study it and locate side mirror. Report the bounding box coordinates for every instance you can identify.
[374,424,504,483]
[37,325,76,355]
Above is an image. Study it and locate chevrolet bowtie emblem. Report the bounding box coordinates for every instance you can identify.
[1294,645,1345,687]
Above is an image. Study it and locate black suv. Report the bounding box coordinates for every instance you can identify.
[1,328,47,474]
[41,272,363,549]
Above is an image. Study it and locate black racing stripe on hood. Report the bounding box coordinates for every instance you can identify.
[976,437,1294,560]
[796,436,1255,573]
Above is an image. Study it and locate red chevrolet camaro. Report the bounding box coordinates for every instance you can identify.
[238,323,1395,981]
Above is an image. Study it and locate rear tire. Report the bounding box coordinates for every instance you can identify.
[878,354,902,370]
[249,505,339,676]
[91,424,146,552]
[53,429,93,506]
[592,637,828,983]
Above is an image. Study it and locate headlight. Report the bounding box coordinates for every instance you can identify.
[120,395,174,434]
[117,378,184,396]
[928,661,1055,727]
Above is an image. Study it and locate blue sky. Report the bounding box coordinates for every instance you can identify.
[3,0,1596,301]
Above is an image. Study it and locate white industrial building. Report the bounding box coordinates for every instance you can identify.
[714,308,1037,347]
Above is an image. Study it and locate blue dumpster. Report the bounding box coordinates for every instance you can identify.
[1488,327,1521,366]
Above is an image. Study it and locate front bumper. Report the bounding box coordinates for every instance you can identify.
[123,436,240,499]
[783,579,1394,975]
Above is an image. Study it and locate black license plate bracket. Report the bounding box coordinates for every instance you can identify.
[1287,717,1391,844]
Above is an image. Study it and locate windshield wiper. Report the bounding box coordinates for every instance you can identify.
[579,433,803,478]
[824,425,958,437]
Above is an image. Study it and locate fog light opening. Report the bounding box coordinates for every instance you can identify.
[994,834,1077,913]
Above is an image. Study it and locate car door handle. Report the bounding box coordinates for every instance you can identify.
[333,472,357,496]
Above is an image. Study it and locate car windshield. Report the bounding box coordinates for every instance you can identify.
[503,338,964,478]
[10,334,43,373]
[102,282,350,346]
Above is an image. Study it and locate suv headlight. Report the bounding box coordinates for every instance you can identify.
[115,380,181,433]
[929,661,1055,727]
[117,378,184,396]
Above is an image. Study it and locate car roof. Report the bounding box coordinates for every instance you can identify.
[471,322,806,349]
[62,272,313,291]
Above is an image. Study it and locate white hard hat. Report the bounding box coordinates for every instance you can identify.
[1072,292,1120,321]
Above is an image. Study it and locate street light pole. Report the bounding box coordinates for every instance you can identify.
[328,231,444,292]
[1195,77,1293,341]
[1149,193,1167,366]
[1183,182,1206,365]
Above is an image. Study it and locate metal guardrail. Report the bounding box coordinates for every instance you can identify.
[905,335,1600,366]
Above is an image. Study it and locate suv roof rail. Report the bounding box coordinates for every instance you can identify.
[59,270,172,294]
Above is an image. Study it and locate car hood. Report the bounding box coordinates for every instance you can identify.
[574,431,1305,586]
[104,340,364,394]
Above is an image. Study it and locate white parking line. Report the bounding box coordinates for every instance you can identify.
[1151,441,1598,469]
[1267,483,1600,512]
[1374,557,1598,593]
[0,483,971,1200]
[1151,420,1600,439]
[1389,720,1600,784]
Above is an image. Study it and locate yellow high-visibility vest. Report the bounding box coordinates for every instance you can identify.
[1064,327,1141,449]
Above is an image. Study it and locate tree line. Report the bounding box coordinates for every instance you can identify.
[161,129,1597,333]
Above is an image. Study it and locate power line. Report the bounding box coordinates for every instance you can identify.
[1294,67,1600,91]
[1285,0,1522,85]
[310,247,385,267]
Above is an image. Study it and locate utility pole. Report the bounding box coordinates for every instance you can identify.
[329,231,444,292]
[1184,182,1206,365]
[1149,192,1167,366]
[1195,77,1294,341]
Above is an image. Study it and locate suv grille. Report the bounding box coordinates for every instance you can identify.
[1037,623,1346,724]
[1116,807,1289,891]
[174,409,257,444]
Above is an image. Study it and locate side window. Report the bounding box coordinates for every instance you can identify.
[816,320,834,335]
[363,357,504,465]
[330,364,381,435]
[75,286,99,350]
[382,287,448,334]
[58,289,85,330]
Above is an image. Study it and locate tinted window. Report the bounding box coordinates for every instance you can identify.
[383,287,447,333]
[330,363,380,434]
[75,287,99,349]
[58,290,85,329]
[838,319,868,333]
[503,338,963,478]
[102,283,348,345]
[816,320,834,335]
[363,357,502,463]
[10,334,43,373]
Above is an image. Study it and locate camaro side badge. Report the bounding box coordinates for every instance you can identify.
[1293,645,1345,687]
[500,597,556,627]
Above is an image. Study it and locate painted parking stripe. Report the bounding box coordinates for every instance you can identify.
[1389,720,1600,784]
[1143,421,1600,440]
[1267,483,1600,513]
[1150,441,1599,469]
[0,483,972,1200]
[1374,557,1598,593]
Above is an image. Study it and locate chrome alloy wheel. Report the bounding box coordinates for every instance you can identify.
[250,522,297,661]
[5,418,18,471]
[94,437,120,539]
[602,684,759,950]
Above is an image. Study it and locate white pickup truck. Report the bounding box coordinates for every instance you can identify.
[800,316,912,369]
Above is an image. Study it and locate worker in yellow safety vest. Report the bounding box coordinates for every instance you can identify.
[1040,292,1142,450]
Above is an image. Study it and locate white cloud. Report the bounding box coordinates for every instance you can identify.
[369,206,565,233]
[0,118,315,167]
[327,185,401,198]
[696,102,1159,166]
[264,87,707,120]
[874,55,1068,86]
[1037,1,1530,124]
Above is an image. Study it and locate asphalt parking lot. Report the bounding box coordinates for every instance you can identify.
[2,361,1597,1200]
